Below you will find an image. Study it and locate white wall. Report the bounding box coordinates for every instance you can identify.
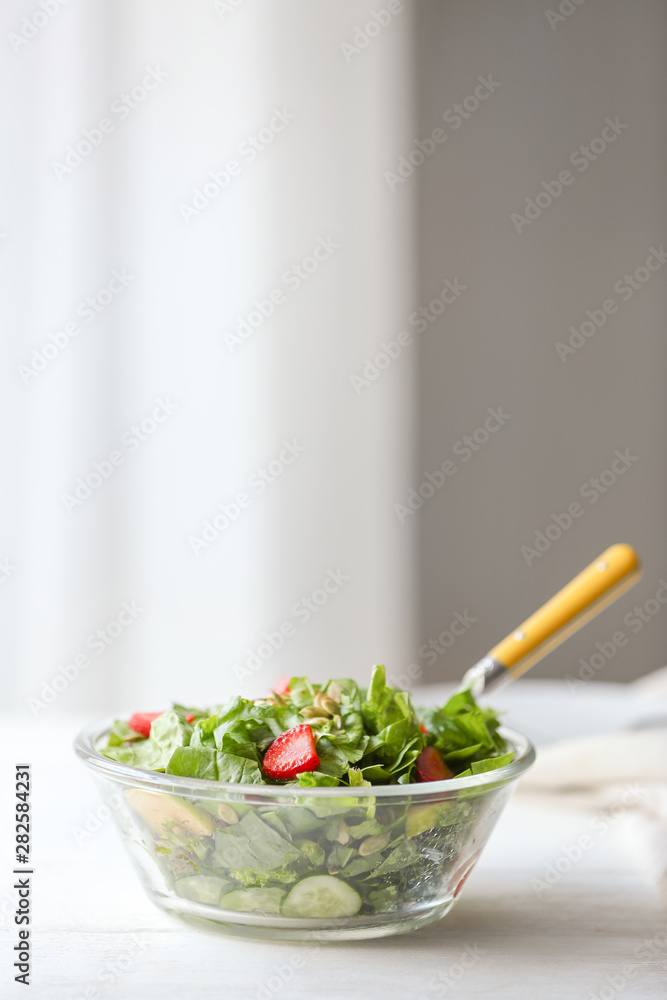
[1,0,419,717]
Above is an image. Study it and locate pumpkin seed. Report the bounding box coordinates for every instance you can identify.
[336,820,350,845]
[358,832,390,856]
[300,705,326,719]
[327,681,343,703]
[217,804,239,825]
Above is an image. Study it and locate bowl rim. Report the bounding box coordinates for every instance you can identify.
[74,717,536,798]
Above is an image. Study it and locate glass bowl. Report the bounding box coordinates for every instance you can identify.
[74,720,534,941]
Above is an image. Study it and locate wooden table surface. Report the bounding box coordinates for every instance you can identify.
[2,680,666,999]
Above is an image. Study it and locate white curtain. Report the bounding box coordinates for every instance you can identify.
[2,0,420,717]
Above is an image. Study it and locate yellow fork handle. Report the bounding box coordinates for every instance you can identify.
[488,543,641,684]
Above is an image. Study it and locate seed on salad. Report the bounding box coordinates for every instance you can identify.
[300,705,326,719]
[306,715,331,726]
[312,692,339,716]
[333,714,343,729]
[336,820,350,845]
[359,832,390,856]
[217,804,239,825]
[327,681,343,703]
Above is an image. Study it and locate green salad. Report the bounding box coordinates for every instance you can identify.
[100,665,511,786]
[98,667,513,920]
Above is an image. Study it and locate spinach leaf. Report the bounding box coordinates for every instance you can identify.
[211,811,300,871]
[102,711,191,770]
[166,745,264,784]
[456,751,514,777]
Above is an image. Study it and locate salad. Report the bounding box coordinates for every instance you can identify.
[100,664,511,786]
[97,666,513,920]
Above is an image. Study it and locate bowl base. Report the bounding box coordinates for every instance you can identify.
[148,888,457,942]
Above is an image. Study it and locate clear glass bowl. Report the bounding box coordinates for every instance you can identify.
[74,721,534,941]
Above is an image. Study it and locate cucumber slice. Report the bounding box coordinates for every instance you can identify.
[281,875,362,919]
[175,874,229,905]
[221,888,286,915]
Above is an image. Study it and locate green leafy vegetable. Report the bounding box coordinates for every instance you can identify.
[107,669,520,923]
[100,711,191,770]
[99,666,511,786]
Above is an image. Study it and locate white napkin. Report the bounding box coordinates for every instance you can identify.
[516,669,667,896]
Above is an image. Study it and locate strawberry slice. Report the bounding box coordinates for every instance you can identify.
[453,863,476,897]
[415,745,453,782]
[128,712,163,738]
[272,675,291,696]
[262,724,319,780]
[185,713,195,724]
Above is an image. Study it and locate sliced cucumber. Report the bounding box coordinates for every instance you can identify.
[281,875,362,919]
[221,888,286,915]
[175,874,229,905]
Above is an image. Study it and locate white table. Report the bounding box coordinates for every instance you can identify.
[2,681,666,999]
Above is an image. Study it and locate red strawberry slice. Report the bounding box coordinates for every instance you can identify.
[185,713,195,724]
[415,745,453,782]
[272,675,291,696]
[453,863,476,897]
[262,724,319,780]
[128,712,163,738]
[452,851,481,897]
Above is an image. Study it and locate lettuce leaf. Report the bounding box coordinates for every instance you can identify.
[100,667,512,786]
[101,711,191,770]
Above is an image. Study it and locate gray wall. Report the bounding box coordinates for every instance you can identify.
[414,0,667,684]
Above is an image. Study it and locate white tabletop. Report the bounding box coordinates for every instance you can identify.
[2,680,666,1000]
